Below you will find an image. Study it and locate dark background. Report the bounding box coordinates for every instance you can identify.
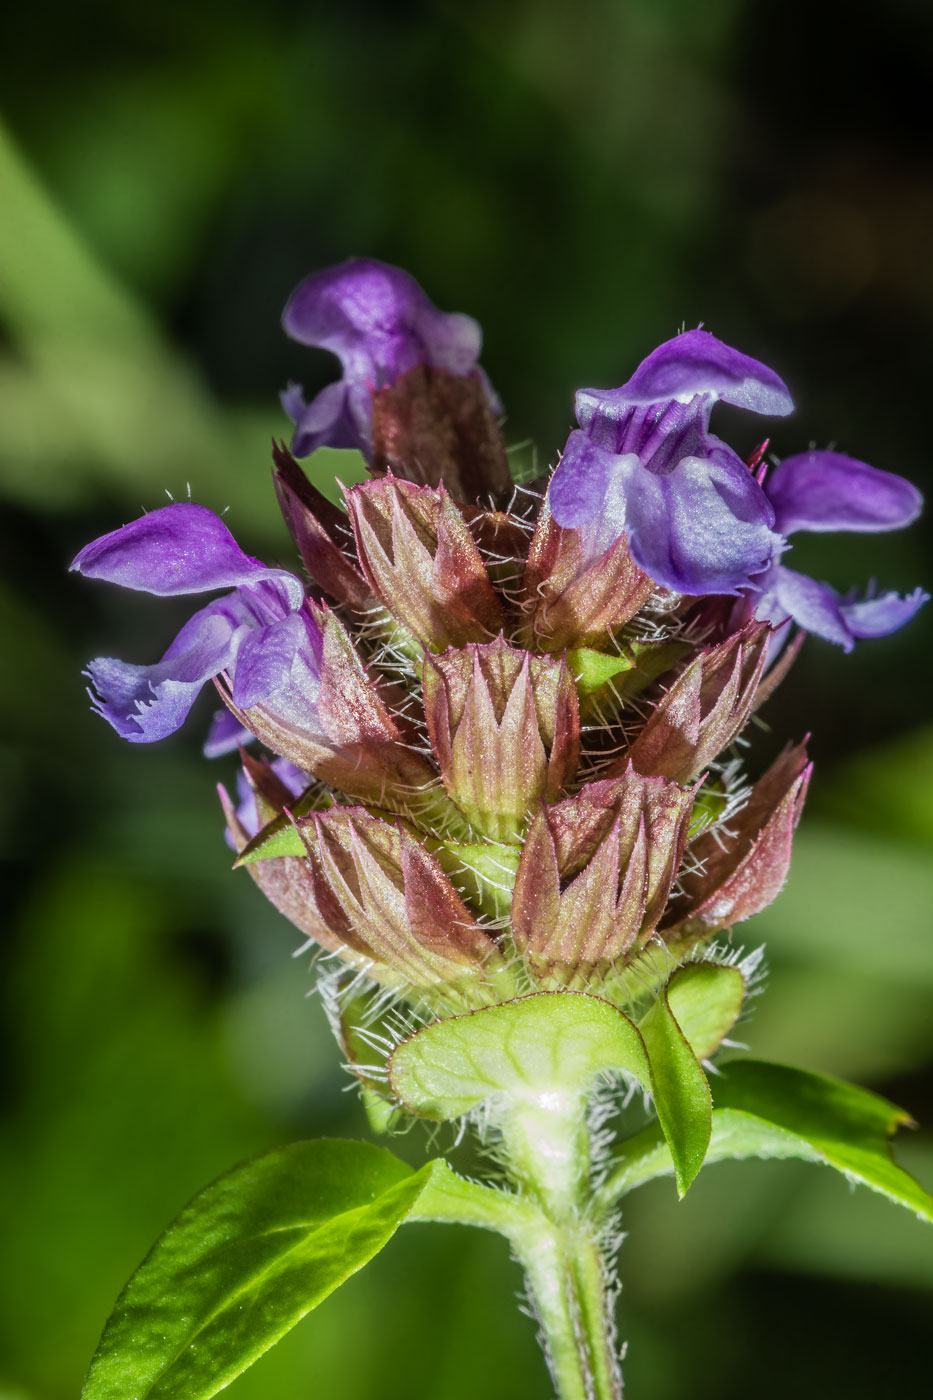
[1,3,931,1397]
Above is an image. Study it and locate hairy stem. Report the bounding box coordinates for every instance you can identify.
[502,1095,623,1400]
[513,1218,622,1400]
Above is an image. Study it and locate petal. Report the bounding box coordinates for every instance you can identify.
[549,430,621,528]
[759,565,854,649]
[288,380,366,457]
[71,502,304,607]
[85,596,249,742]
[620,452,780,595]
[231,610,322,710]
[576,328,793,422]
[203,707,254,757]
[282,257,482,386]
[840,587,929,639]
[765,450,924,535]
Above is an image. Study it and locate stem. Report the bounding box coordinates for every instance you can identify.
[512,1217,622,1400]
[501,1094,623,1400]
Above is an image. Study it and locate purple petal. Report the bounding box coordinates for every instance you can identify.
[204,707,254,758]
[85,581,314,744]
[231,610,322,711]
[288,380,368,458]
[765,451,924,536]
[282,258,482,387]
[71,503,304,607]
[85,594,251,742]
[615,451,780,595]
[840,587,929,639]
[754,564,854,650]
[549,431,620,528]
[576,329,793,424]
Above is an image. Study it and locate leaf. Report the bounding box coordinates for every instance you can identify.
[712,1059,933,1222]
[235,787,330,866]
[639,975,712,1196]
[83,1140,446,1400]
[599,1059,933,1222]
[387,990,711,1195]
[663,962,745,1060]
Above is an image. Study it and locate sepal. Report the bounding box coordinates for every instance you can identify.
[219,782,353,961]
[345,477,505,649]
[521,502,654,651]
[218,604,437,810]
[663,740,811,940]
[370,363,512,503]
[271,443,373,611]
[618,621,771,782]
[293,806,503,991]
[511,767,694,983]
[423,639,580,841]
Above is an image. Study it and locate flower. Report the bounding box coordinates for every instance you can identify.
[71,503,322,742]
[281,257,497,461]
[549,328,793,595]
[749,450,928,650]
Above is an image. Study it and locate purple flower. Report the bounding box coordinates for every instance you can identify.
[281,257,497,460]
[549,328,793,595]
[748,451,928,650]
[71,503,324,742]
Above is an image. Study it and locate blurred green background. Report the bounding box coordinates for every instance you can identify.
[1,2,932,1396]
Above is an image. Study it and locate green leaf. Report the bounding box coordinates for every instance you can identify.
[83,1140,446,1400]
[235,787,329,866]
[388,993,654,1119]
[664,962,745,1060]
[712,1060,933,1222]
[599,1059,933,1222]
[568,641,686,707]
[388,991,711,1196]
[639,974,712,1196]
[567,648,637,699]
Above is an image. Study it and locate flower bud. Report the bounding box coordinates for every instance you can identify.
[617,621,771,783]
[521,501,654,652]
[662,740,811,943]
[293,807,503,994]
[371,362,512,503]
[423,639,580,842]
[345,477,505,650]
[511,767,694,984]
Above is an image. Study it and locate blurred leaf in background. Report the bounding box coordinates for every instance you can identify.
[1,2,931,1398]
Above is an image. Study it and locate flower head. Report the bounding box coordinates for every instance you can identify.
[71,503,322,743]
[748,450,928,650]
[549,328,793,595]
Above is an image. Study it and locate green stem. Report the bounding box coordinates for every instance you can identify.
[501,1095,623,1400]
[512,1217,622,1400]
